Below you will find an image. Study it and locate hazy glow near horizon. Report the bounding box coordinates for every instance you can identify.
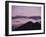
[12,6,41,16]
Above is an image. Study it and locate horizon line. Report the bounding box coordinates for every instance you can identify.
[12,16,41,20]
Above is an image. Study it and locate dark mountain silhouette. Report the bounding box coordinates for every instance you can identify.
[12,21,41,31]
[29,16,41,20]
[12,16,27,19]
[12,16,41,20]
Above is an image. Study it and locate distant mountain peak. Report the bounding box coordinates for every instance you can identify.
[12,16,41,20]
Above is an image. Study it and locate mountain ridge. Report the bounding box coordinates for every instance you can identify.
[12,16,41,20]
[12,21,41,31]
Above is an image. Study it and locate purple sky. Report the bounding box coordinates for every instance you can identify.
[12,6,41,17]
[12,6,41,28]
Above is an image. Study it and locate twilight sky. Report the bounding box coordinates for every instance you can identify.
[12,6,41,17]
[12,6,41,28]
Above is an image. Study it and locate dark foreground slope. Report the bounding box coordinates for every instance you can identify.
[12,21,41,31]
